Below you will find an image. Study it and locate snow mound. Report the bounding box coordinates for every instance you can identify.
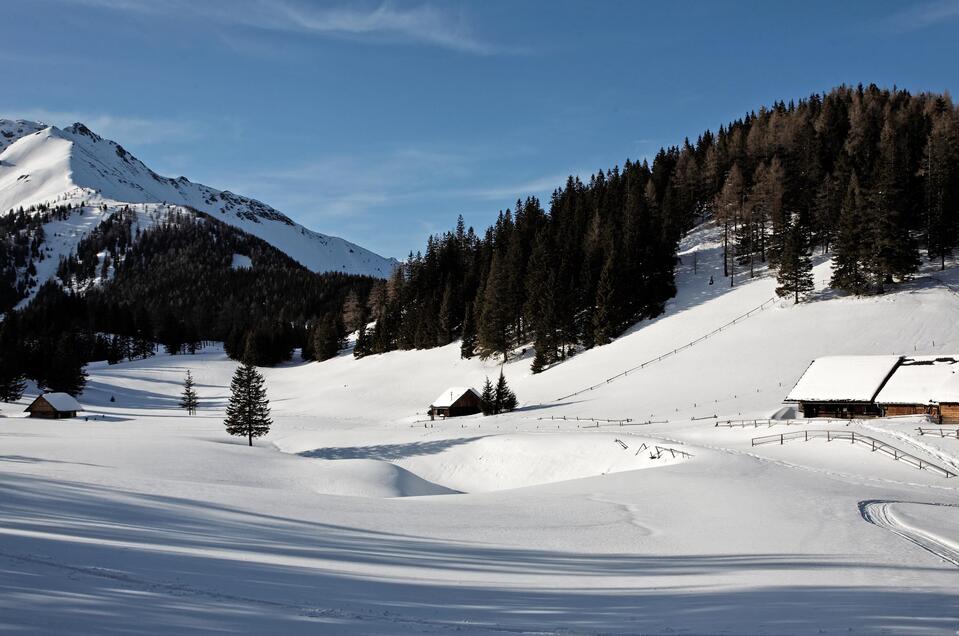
[303,458,460,498]
[285,432,685,494]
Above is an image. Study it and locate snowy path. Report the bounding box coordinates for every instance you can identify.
[858,501,959,568]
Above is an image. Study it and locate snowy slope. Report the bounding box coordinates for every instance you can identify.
[2,222,959,634]
[0,119,397,278]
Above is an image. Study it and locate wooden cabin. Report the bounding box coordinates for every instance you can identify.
[24,392,83,419]
[429,387,483,420]
[874,356,956,418]
[785,355,900,419]
[937,370,959,423]
[786,355,959,422]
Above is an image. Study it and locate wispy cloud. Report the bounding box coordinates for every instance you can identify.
[882,0,959,32]
[0,108,200,146]
[53,0,504,54]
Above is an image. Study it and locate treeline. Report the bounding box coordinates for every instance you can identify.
[355,84,959,371]
[701,84,958,296]
[358,174,686,373]
[0,209,375,399]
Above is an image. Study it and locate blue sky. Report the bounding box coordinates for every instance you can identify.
[3,0,959,258]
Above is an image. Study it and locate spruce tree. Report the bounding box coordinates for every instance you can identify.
[179,370,199,415]
[460,304,477,359]
[592,248,618,346]
[494,370,518,413]
[45,335,88,397]
[480,377,495,416]
[224,363,272,446]
[353,323,370,358]
[0,354,26,402]
[775,219,815,303]
[312,314,344,362]
[831,174,870,294]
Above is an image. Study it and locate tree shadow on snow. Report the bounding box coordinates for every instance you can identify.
[298,436,486,461]
[1,472,957,635]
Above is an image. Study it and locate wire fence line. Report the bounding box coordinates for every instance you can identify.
[554,296,780,403]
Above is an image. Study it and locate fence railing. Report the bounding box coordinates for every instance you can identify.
[554,296,779,402]
[916,427,959,439]
[751,429,957,478]
[538,415,634,426]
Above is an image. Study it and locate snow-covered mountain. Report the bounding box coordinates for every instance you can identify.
[0,119,397,278]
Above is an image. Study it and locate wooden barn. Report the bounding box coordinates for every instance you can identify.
[874,356,957,418]
[786,354,959,422]
[784,355,901,418]
[24,392,83,419]
[937,371,959,423]
[429,387,483,420]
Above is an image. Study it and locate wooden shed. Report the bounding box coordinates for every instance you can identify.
[429,387,483,420]
[784,355,901,418]
[24,393,83,419]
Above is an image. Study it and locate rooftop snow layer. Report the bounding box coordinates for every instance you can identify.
[31,392,83,412]
[431,387,480,408]
[785,355,902,403]
[874,356,959,405]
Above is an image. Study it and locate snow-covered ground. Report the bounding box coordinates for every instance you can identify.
[0,119,397,281]
[2,223,959,634]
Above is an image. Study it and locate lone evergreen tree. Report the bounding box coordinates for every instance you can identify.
[775,219,815,303]
[224,363,272,446]
[179,370,199,415]
[480,376,495,416]
[495,370,518,413]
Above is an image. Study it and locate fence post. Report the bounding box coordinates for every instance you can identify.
[780,433,784,445]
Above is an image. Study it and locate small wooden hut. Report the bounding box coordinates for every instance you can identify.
[429,387,483,420]
[24,393,83,419]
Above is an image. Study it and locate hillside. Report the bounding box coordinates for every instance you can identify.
[1,220,958,634]
[0,119,397,285]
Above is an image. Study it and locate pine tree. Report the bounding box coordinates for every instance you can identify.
[179,369,199,415]
[923,111,959,269]
[831,174,870,294]
[460,304,477,359]
[0,354,26,402]
[44,335,88,396]
[477,250,511,361]
[312,314,344,362]
[494,370,518,413]
[592,247,618,346]
[775,218,815,303]
[480,376,495,416]
[870,120,919,290]
[341,289,365,334]
[224,363,272,446]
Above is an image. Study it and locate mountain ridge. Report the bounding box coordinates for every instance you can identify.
[0,118,397,279]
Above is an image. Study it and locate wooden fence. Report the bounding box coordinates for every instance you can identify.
[751,429,957,478]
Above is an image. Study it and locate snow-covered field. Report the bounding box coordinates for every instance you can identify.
[2,224,959,634]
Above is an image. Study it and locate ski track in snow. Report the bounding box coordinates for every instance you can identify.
[858,501,959,568]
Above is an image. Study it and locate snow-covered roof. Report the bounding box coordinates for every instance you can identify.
[936,370,959,403]
[875,356,959,405]
[431,387,480,408]
[785,355,902,403]
[31,392,83,412]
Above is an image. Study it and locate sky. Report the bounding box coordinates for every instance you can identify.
[2,0,959,258]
